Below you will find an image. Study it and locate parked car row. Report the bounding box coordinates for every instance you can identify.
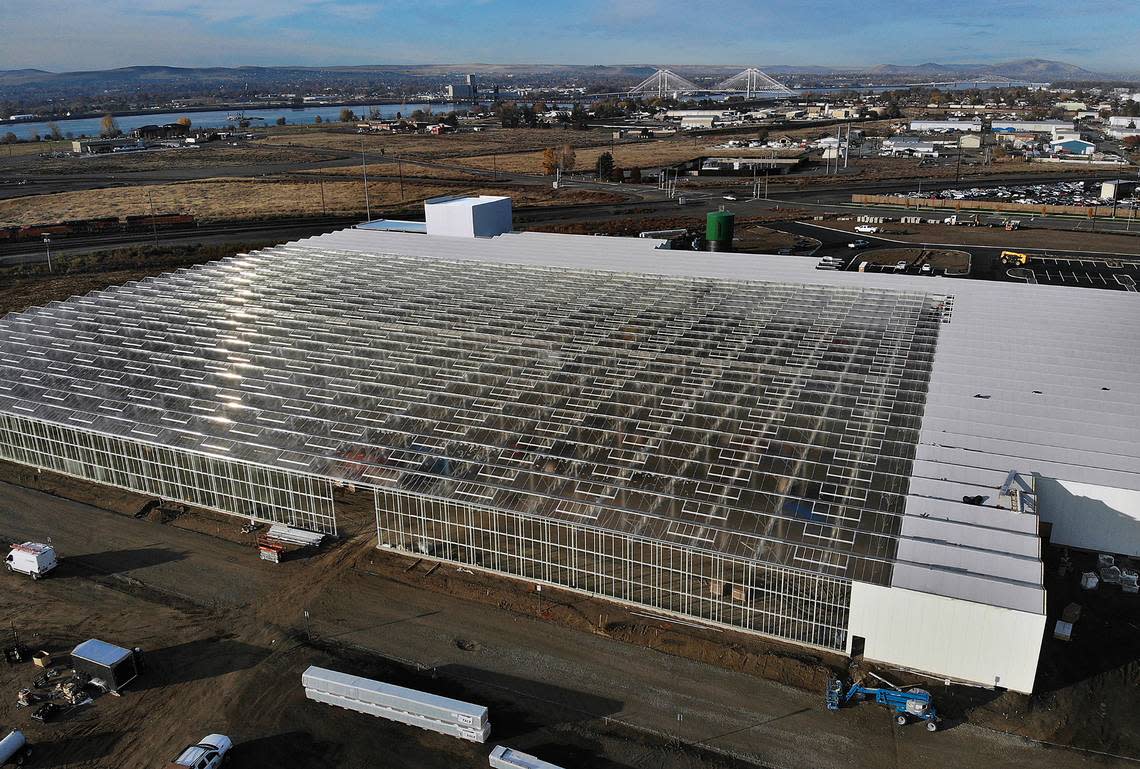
[894,180,1127,207]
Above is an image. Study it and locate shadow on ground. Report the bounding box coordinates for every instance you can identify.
[132,636,270,690]
[59,546,186,577]
[30,731,121,768]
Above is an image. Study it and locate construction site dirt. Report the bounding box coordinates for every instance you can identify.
[1,463,1138,768]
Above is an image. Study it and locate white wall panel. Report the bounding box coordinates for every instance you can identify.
[1037,478,1140,556]
[847,582,1045,694]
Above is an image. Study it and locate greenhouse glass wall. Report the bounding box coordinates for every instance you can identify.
[0,237,948,651]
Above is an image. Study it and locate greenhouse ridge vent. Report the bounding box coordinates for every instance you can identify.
[1,204,1138,695]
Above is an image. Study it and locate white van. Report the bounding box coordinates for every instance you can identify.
[5,543,58,580]
[854,225,880,234]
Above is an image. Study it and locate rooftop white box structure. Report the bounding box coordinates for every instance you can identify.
[424,195,512,238]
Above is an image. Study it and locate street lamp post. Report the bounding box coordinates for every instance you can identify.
[360,138,371,221]
[146,188,158,244]
[43,236,52,273]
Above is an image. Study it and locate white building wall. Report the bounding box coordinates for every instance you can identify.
[424,196,512,238]
[1036,478,1140,556]
[847,582,1045,694]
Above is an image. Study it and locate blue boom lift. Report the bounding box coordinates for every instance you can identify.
[826,676,941,731]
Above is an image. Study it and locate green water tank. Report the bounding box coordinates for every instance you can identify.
[706,210,735,251]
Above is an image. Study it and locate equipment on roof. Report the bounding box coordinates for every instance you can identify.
[826,676,941,731]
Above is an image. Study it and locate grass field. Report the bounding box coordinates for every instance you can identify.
[19,145,344,174]
[0,139,72,158]
[256,126,617,159]
[0,177,621,226]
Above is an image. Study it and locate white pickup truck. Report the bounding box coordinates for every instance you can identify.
[5,543,58,580]
[168,734,232,769]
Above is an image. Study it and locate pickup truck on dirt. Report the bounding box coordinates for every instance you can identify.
[168,734,232,769]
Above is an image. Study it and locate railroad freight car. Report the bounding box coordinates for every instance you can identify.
[124,213,196,232]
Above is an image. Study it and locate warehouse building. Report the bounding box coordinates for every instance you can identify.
[1050,138,1096,156]
[1,200,1138,694]
[991,120,1071,134]
[909,119,983,133]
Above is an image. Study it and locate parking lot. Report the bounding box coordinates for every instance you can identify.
[1014,255,1140,290]
[893,180,1138,208]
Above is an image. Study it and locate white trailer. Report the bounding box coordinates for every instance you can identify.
[302,666,491,743]
[489,745,566,769]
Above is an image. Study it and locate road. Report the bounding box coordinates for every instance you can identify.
[0,479,1124,769]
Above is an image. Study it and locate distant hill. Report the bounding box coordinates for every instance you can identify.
[0,59,1129,97]
[864,59,1110,81]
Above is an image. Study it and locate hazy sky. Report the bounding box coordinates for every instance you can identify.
[2,0,1137,73]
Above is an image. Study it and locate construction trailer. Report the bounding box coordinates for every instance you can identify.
[2,200,1139,694]
[489,745,565,769]
[70,639,139,693]
[303,666,490,742]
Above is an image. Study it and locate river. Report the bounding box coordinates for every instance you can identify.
[0,103,460,141]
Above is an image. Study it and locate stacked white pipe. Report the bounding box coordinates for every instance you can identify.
[302,666,490,742]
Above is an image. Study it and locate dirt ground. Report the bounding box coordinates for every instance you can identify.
[1,461,1138,768]
[823,220,1140,255]
[0,178,623,226]
[854,247,971,272]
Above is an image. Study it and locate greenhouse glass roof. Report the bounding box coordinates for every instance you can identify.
[0,237,949,585]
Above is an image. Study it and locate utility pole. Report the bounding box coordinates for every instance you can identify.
[360,138,371,221]
[42,236,52,273]
[146,188,158,244]
[320,179,326,216]
[398,156,404,203]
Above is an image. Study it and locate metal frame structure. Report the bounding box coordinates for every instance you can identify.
[628,69,701,98]
[0,241,949,650]
[713,68,795,98]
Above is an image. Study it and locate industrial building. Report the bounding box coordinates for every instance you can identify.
[881,137,939,157]
[445,74,478,104]
[1,199,1138,695]
[991,120,1071,134]
[1050,138,1096,156]
[908,119,983,133]
[1101,179,1140,200]
[697,156,803,175]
